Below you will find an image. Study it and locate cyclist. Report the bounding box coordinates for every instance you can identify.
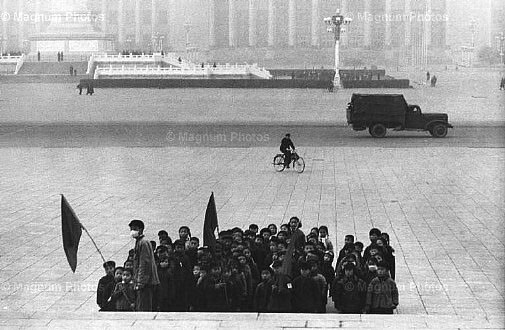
[280,133,295,169]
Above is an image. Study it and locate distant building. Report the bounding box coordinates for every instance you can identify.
[0,0,502,65]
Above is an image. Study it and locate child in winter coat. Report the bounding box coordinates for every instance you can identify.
[331,263,366,313]
[111,268,136,311]
[365,261,399,314]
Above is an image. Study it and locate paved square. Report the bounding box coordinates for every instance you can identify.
[0,144,503,327]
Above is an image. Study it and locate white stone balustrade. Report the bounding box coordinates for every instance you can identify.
[0,54,23,63]
[93,61,272,80]
[0,54,25,74]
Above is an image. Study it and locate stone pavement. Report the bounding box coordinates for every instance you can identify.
[0,142,503,328]
[1,67,504,126]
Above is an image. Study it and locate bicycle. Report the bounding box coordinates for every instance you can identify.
[273,150,305,173]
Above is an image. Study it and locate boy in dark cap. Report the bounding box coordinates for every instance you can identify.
[365,261,398,314]
[253,268,274,312]
[292,261,320,313]
[97,260,116,311]
[363,228,381,261]
[331,263,366,313]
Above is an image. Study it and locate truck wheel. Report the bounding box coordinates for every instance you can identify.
[369,123,387,138]
[430,124,448,138]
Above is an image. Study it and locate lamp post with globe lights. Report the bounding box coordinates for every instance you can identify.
[324,9,352,89]
[496,32,504,66]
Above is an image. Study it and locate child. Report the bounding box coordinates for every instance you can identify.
[96,261,116,311]
[156,256,175,311]
[320,251,335,298]
[178,226,191,247]
[309,261,328,313]
[158,230,169,245]
[123,260,133,270]
[292,261,320,313]
[248,224,259,235]
[379,233,396,280]
[363,228,381,260]
[318,226,334,253]
[111,268,136,311]
[267,260,292,312]
[331,263,366,313]
[268,224,277,236]
[361,257,379,284]
[113,267,124,284]
[336,235,355,265]
[253,268,274,312]
[365,261,398,314]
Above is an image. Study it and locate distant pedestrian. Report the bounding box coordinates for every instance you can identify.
[327,80,334,92]
[86,82,94,95]
[430,75,437,87]
[74,69,77,76]
[69,65,74,76]
[500,77,505,90]
[61,52,64,61]
[213,62,217,68]
[426,71,430,82]
[37,51,40,62]
[57,52,60,62]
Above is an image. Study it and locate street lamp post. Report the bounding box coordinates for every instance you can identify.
[469,18,477,67]
[184,22,192,53]
[496,32,504,66]
[324,9,352,89]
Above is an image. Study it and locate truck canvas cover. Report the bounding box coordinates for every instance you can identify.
[350,94,407,126]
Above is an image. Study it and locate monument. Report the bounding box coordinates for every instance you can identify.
[29,0,114,54]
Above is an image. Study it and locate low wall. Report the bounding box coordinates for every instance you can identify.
[0,75,84,83]
[79,78,328,89]
[342,79,411,88]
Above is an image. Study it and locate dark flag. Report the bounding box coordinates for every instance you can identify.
[61,195,82,272]
[203,192,219,249]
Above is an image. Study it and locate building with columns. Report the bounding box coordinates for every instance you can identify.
[1,0,502,65]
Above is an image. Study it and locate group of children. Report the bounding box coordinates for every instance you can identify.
[97,217,398,314]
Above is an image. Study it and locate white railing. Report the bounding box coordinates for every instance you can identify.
[94,63,272,79]
[0,54,23,63]
[14,54,25,74]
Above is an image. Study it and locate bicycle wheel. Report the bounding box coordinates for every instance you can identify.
[273,154,285,172]
[293,156,305,173]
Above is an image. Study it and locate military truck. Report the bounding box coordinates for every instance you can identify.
[346,94,453,138]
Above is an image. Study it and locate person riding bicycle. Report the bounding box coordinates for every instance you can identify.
[280,134,295,169]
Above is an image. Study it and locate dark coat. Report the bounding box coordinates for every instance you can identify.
[280,137,295,152]
[253,280,273,312]
[366,276,399,311]
[331,275,367,313]
[267,273,292,312]
[292,275,320,313]
[201,275,240,312]
[133,235,160,286]
[111,281,136,311]
[96,274,115,311]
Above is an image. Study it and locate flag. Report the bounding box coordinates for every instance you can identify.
[203,192,218,249]
[61,195,82,273]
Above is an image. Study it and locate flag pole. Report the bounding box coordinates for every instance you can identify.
[80,223,106,263]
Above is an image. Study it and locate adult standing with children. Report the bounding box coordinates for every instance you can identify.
[128,219,160,311]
